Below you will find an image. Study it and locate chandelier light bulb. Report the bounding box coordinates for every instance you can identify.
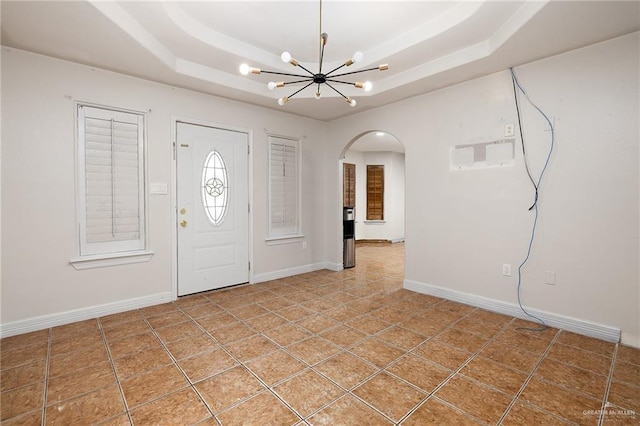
[363,81,373,91]
[314,91,322,100]
[268,82,277,90]
[281,52,292,63]
[239,63,250,75]
[277,96,289,106]
[352,51,363,63]
[347,97,357,107]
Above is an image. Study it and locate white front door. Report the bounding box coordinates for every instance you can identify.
[176,122,249,296]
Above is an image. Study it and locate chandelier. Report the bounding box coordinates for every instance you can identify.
[239,0,388,107]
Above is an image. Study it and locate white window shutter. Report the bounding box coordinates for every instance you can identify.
[268,136,300,237]
[78,105,145,256]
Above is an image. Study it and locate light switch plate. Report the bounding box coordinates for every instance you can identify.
[150,182,168,195]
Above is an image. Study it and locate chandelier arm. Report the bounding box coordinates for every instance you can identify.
[286,81,316,100]
[324,81,349,100]
[283,79,316,85]
[327,66,382,78]
[324,63,347,77]
[295,63,316,76]
[259,70,313,79]
[326,79,361,86]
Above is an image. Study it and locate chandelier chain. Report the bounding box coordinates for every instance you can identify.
[319,0,323,58]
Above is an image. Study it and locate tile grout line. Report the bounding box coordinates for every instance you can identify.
[12,244,634,426]
[246,309,383,423]
[7,248,380,423]
[597,343,618,426]
[228,307,357,424]
[41,327,53,426]
[394,313,518,425]
[208,281,412,424]
[347,389,397,425]
[178,301,308,424]
[495,329,562,425]
[119,286,564,426]
[105,282,480,418]
[300,327,408,424]
[215,387,302,423]
[280,304,401,423]
[307,342,408,425]
[98,317,135,426]
[302,288,506,424]
[419,395,491,426]
[110,255,521,425]
[140,308,222,424]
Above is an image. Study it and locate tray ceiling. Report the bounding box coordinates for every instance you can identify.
[2,1,638,121]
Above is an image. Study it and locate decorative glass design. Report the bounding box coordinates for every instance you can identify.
[201,150,229,225]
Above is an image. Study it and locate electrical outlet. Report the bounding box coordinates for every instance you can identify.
[502,264,511,277]
[504,123,515,138]
[545,271,556,285]
[302,241,307,250]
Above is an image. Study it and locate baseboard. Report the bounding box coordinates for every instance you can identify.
[0,292,174,339]
[252,262,341,284]
[404,279,621,343]
[356,239,390,244]
[323,262,344,272]
[355,238,405,244]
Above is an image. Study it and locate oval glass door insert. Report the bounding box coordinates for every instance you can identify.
[201,150,229,225]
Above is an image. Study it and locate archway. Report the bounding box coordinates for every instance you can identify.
[339,130,406,273]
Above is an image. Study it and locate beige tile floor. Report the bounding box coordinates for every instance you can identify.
[1,242,639,425]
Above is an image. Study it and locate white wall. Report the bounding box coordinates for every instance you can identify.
[0,48,328,333]
[2,33,638,347]
[390,152,405,242]
[343,150,405,242]
[326,33,640,346]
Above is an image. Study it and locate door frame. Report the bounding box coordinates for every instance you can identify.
[338,130,406,272]
[170,116,254,299]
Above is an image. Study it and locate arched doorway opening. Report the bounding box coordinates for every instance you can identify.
[339,130,406,276]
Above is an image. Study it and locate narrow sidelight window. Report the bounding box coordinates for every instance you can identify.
[268,135,301,238]
[343,162,356,208]
[366,165,384,220]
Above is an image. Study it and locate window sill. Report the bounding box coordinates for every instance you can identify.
[265,234,305,246]
[363,220,386,225]
[69,251,155,270]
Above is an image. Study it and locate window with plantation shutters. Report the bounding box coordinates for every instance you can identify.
[343,163,355,208]
[366,165,384,220]
[268,135,300,238]
[77,105,146,256]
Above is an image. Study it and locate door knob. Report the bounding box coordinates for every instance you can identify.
[180,220,187,227]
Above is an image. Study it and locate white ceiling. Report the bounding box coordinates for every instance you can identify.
[2,1,638,122]
[349,132,405,153]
